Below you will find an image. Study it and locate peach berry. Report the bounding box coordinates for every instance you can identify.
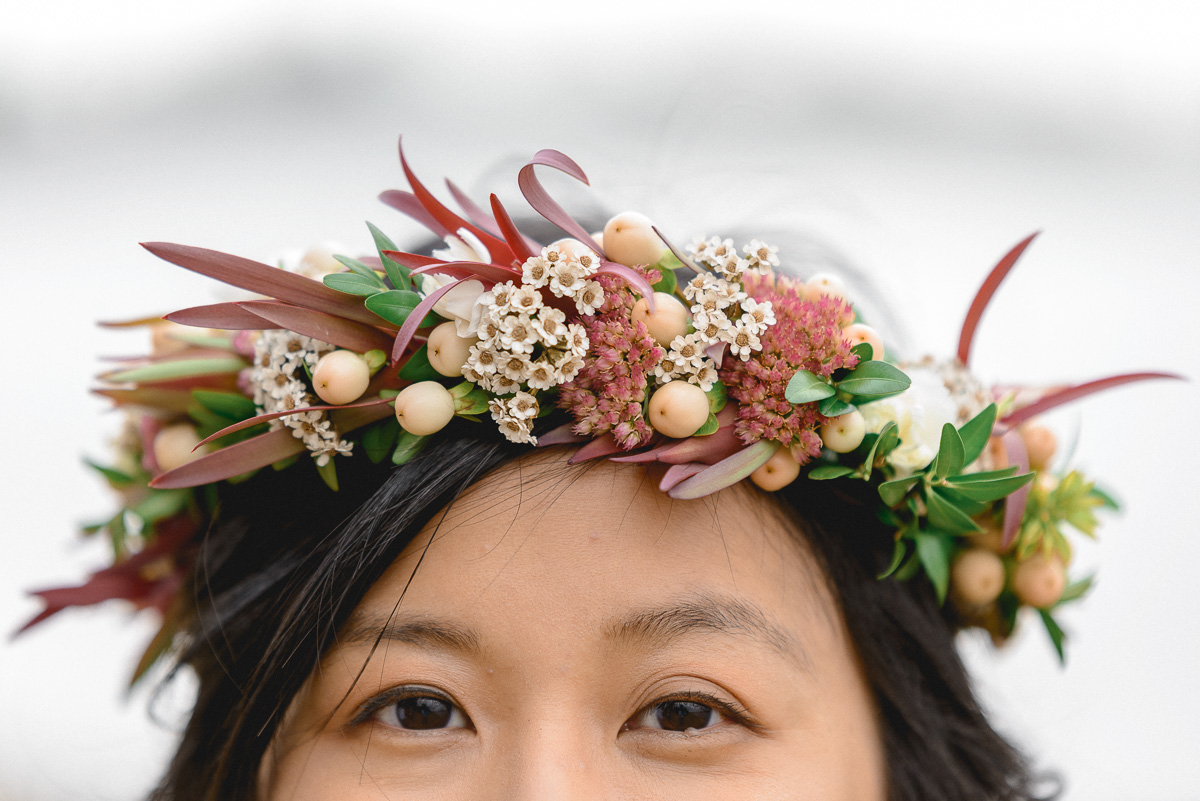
[841,323,884,361]
[1021,423,1057,472]
[153,423,209,474]
[312,350,371,406]
[750,447,802,491]
[603,211,667,267]
[647,381,710,439]
[951,548,1006,607]
[631,293,689,346]
[1011,553,1067,608]
[427,321,475,377]
[394,381,456,436]
[819,411,866,453]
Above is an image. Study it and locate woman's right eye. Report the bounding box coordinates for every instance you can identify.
[372,691,470,731]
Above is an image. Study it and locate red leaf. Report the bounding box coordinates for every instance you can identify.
[380,249,448,270]
[166,302,275,330]
[149,428,306,489]
[141,242,381,326]
[598,261,655,306]
[956,232,1039,367]
[391,278,466,362]
[238,301,397,352]
[1000,372,1183,429]
[535,422,586,447]
[397,137,514,262]
[407,260,520,284]
[379,189,449,236]
[568,434,624,463]
[489,193,535,262]
[667,440,778,499]
[446,180,505,239]
[193,396,394,450]
[655,424,743,465]
[517,149,605,255]
[1001,430,1031,550]
[659,463,705,492]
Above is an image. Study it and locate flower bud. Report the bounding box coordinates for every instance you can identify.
[394,381,456,436]
[819,411,866,453]
[631,293,689,346]
[951,548,1006,607]
[427,321,475,377]
[153,423,209,474]
[842,323,884,361]
[312,350,371,406]
[1011,553,1066,608]
[750,447,802,491]
[647,381,710,439]
[603,211,667,268]
[801,272,848,303]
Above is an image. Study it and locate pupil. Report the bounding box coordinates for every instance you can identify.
[656,700,712,731]
[395,696,452,730]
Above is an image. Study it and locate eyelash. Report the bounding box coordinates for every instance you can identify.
[624,690,756,734]
[348,686,471,731]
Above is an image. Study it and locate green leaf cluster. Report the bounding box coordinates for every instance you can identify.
[1014,470,1109,562]
[784,359,911,414]
[323,222,421,299]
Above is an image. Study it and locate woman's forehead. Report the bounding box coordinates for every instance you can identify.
[355,449,841,656]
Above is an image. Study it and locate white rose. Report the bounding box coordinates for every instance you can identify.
[426,276,487,337]
[859,367,956,475]
[430,228,492,264]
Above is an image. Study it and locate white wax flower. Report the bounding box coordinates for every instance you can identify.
[859,366,957,475]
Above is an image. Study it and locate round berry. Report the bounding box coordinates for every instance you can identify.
[1021,423,1057,472]
[951,549,1006,607]
[972,521,1012,554]
[312,350,371,406]
[801,272,848,302]
[819,411,866,453]
[153,423,209,474]
[427,322,475,377]
[631,293,689,346]
[841,323,884,362]
[394,381,456,436]
[750,447,802,491]
[647,381,710,439]
[1011,553,1067,609]
[602,211,667,268]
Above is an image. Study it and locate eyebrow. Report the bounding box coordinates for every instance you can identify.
[340,612,483,655]
[604,592,809,670]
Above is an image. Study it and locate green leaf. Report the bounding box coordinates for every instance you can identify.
[364,290,439,328]
[192,389,258,421]
[651,266,678,295]
[392,431,428,465]
[862,420,898,480]
[849,342,874,363]
[925,487,982,534]
[1038,608,1067,665]
[835,361,911,399]
[398,344,445,382]
[693,413,720,437]
[324,272,387,297]
[957,403,997,466]
[877,538,909,579]
[131,489,190,525]
[785,369,836,404]
[1090,485,1121,510]
[455,387,493,416]
[942,472,1035,503]
[946,466,1020,483]
[705,381,728,414]
[1056,574,1095,606]
[914,531,951,604]
[932,486,989,517]
[933,422,965,480]
[315,458,339,491]
[363,349,387,372]
[894,551,922,581]
[367,221,411,291]
[106,357,247,383]
[809,465,855,480]
[362,420,400,464]
[879,475,920,507]
[334,254,387,283]
[85,460,136,488]
[818,396,856,417]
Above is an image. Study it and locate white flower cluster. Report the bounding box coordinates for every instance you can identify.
[655,238,780,390]
[460,244,600,444]
[251,330,353,466]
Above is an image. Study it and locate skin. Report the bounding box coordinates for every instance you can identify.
[260,450,887,800]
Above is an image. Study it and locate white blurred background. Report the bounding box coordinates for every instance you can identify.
[1,1,1197,798]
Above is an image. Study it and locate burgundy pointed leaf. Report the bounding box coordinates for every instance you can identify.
[446,180,504,239]
[150,428,306,489]
[956,232,1039,367]
[653,226,703,273]
[140,242,380,326]
[238,301,396,352]
[660,463,705,492]
[380,249,448,271]
[1000,372,1182,429]
[407,260,520,284]
[397,138,514,261]
[166,302,274,330]
[568,434,624,463]
[598,261,655,306]
[391,278,466,362]
[193,396,395,450]
[609,447,669,464]
[1001,430,1031,550]
[93,387,195,413]
[517,149,605,255]
[535,422,586,447]
[98,314,168,328]
[654,424,743,465]
[489,194,535,262]
[330,401,396,430]
[667,440,778,499]
[379,189,449,236]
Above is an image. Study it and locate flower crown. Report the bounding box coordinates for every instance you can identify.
[22,138,1176,683]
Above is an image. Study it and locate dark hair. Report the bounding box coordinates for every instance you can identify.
[147,414,1056,801]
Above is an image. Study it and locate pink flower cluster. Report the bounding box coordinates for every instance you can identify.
[720,274,858,463]
[557,268,665,449]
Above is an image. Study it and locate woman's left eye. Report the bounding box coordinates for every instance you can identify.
[371,691,470,731]
[628,698,726,732]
